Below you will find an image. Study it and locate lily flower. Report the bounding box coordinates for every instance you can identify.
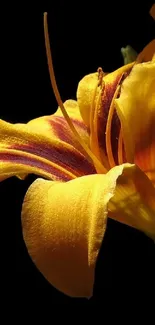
[1,8,155,299]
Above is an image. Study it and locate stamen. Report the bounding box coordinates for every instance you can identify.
[89,68,103,137]
[90,85,103,164]
[97,67,104,87]
[43,12,106,173]
[90,79,100,133]
[91,84,110,170]
[105,84,120,168]
[89,74,109,172]
[118,128,123,165]
[90,68,104,131]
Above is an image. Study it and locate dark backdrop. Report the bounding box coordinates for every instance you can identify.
[1,0,155,308]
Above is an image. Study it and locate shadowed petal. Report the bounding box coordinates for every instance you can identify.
[115,59,155,185]
[0,100,96,182]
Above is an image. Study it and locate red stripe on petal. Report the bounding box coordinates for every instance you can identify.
[0,152,72,181]
[49,116,89,148]
[9,142,96,177]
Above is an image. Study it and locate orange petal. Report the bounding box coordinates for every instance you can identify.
[136,39,155,63]
[115,59,155,185]
[0,100,96,182]
[149,3,155,19]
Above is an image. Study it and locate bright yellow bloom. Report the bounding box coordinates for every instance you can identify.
[0,7,155,299]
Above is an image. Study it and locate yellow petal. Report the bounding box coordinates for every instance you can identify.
[27,99,89,151]
[77,64,133,129]
[115,59,155,184]
[21,174,112,298]
[27,99,90,150]
[0,100,96,182]
[108,164,155,240]
[21,163,155,299]
[76,72,99,127]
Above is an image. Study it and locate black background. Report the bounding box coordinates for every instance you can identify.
[1,0,155,308]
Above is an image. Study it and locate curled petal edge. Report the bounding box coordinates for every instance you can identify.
[21,163,155,299]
